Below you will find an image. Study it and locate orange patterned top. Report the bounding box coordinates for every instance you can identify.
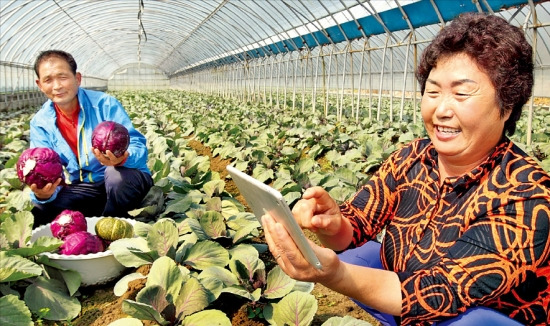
[340,138,550,325]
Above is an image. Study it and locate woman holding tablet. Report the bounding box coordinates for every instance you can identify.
[261,13,549,326]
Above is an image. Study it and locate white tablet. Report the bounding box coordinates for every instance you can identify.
[227,165,322,269]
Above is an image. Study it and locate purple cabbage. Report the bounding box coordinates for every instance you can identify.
[16,147,64,189]
[91,121,130,158]
[50,210,87,240]
[59,231,104,255]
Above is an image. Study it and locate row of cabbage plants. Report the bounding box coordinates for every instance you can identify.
[0,91,380,326]
[0,90,548,326]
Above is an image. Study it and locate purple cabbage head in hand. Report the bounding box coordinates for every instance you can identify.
[16,147,64,189]
[91,121,130,158]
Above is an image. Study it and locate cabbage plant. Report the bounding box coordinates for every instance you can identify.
[106,159,316,325]
[109,218,317,326]
[0,211,82,323]
[2,90,548,325]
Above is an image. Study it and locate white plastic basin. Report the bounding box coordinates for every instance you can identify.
[31,217,134,286]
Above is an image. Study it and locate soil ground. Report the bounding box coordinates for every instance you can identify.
[43,139,380,326]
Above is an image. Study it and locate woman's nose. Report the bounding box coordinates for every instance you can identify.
[435,96,453,118]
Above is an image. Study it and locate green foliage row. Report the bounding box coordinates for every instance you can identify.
[0,90,548,326]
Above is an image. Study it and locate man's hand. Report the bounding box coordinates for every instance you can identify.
[30,178,63,200]
[92,148,128,166]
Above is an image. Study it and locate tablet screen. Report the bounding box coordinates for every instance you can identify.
[227,165,322,269]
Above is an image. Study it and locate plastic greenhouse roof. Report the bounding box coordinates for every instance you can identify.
[1,0,549,80]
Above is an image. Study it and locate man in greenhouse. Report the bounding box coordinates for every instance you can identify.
[27,50,153,226]
[262,12,549,326]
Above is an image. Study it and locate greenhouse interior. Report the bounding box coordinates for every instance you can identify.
[1,0,550,326]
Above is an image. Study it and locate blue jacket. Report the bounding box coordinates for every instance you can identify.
[29,88,150,203]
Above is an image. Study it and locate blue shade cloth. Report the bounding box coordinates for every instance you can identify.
[189,0,539,73]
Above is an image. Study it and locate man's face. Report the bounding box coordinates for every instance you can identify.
[36,57,81,109]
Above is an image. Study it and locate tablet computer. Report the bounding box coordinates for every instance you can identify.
[227,165,322,269]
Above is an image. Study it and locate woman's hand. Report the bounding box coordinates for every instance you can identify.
[263,190,402,316]
[92,148,128,166]
[262,213,343,284]
[30,177,62,200]
[292,186,353,251]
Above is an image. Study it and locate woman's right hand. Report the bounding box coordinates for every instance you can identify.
[30,177,62,200]
[292,186,353,250]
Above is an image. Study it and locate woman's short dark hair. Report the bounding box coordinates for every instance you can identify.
[416,12,533,136]
[34,50,78,78]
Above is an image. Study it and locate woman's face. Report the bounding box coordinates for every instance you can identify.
[421,53,510,171]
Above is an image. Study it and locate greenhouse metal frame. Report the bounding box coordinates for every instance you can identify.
[1,1,550,325]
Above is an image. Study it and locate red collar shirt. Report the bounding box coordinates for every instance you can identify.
[54,103,80,157]
[340,138,550,325]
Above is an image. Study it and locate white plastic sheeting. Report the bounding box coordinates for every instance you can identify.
[1,0,548,81]
[1,0,369,79]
